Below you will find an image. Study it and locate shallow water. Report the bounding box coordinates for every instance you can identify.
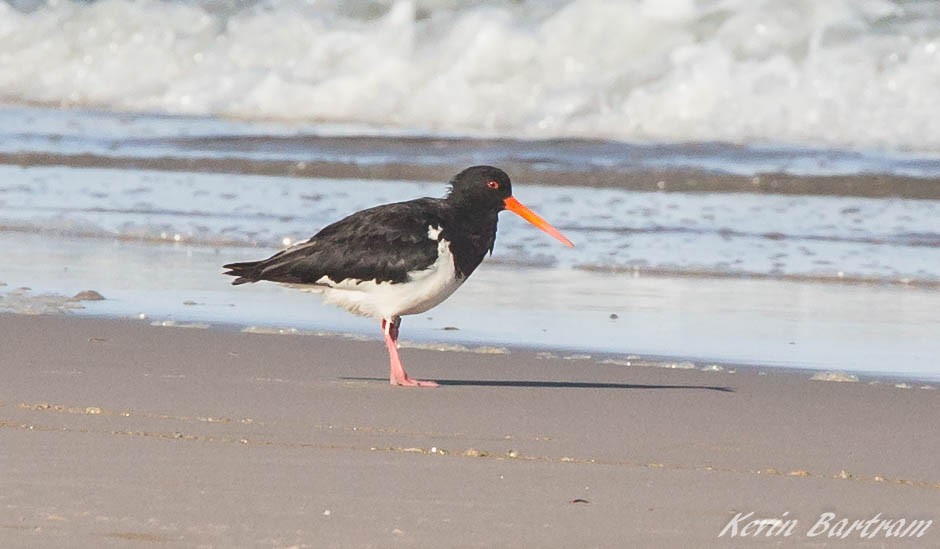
[3,232,939,381]
[6,106,940,179]
[2,163,938,286]
[1,106,938,381]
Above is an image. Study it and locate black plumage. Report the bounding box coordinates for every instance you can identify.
[222,165,571,387]
[223,166,511,287]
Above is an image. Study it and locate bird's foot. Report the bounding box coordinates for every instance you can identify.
[390,375,439,388]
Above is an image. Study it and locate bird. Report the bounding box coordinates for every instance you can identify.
[223,166,573,387]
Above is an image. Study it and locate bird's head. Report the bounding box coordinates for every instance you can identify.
[448,165,574,248]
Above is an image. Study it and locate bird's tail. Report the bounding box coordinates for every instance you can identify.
[222,260,264,285]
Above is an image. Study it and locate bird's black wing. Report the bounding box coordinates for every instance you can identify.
[223,198,448,285]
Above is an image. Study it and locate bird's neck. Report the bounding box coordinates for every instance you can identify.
[442,206,499,278]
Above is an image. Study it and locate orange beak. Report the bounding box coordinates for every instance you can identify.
[503,196,574,248]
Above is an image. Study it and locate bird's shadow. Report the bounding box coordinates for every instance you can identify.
[341,377,734,392]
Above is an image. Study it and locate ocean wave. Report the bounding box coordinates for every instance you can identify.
[2,0,939,152]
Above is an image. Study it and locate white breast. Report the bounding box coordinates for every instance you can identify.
[288,234,465,321]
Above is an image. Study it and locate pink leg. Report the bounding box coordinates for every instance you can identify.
[382,318,438,387]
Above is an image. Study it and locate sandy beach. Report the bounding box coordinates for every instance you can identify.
[1,313,937,547]
[4,2,940,546]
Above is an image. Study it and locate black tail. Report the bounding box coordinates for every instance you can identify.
[222,260,264,285]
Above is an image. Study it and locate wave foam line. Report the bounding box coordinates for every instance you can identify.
[2,1,940,151]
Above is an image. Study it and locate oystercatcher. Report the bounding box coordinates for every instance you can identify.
[223,166,573,387]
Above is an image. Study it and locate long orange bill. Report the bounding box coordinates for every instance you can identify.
[503,196,574,248]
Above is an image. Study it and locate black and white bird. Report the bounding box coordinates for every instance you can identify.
[223,166,573,387]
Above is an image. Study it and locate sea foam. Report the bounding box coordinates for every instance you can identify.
[1,0,939,152]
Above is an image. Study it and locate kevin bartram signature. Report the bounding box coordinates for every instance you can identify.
[719,511,932,540]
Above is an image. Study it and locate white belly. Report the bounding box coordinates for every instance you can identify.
[288,238,465,320]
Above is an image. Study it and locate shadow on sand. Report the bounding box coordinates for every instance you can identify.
[341,377,735,392]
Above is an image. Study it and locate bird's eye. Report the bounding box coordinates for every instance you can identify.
[487,180,499,189]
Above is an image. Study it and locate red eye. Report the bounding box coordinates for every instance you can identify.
[487,180,499,189]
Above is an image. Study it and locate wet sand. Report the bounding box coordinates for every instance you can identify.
[1,314,938,547]
[3,148,940,199]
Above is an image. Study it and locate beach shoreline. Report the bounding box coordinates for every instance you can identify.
[1,313,938,547]
[4,1,940,542]
[3,225,940,382]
